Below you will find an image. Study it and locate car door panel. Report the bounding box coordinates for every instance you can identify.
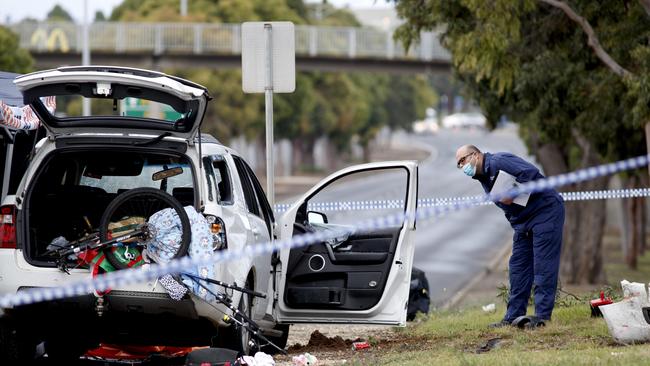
[275,161,418,325]
[284,227,400,310]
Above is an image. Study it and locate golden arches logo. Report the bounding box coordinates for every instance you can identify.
[30,28,70,53]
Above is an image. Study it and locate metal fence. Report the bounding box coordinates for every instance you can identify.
[8,21,451,62]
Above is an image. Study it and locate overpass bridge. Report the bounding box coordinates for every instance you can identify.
[7,21,451,74]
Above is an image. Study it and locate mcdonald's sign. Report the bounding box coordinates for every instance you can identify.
[30,28,70,53]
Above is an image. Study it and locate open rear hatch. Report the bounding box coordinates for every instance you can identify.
[13,66,211,140]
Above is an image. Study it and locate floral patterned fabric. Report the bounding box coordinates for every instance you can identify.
[145,206,216,301]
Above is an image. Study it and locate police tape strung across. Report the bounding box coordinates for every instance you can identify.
[273,188,650,213]
[1,154,648,308]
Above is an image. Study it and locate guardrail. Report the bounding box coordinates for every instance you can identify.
[6,21,451,62]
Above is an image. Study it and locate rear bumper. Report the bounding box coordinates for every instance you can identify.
[0,249,233,345]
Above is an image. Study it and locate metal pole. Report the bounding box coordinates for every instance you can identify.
[264,24,274,208]
[82,0,91,116]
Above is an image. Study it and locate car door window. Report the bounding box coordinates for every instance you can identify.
[240,160,274,237]
[302,168,408,227]
[232,156,261,217]
[203,156,233,204]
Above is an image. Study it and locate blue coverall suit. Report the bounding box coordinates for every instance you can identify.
[473,152,565,321]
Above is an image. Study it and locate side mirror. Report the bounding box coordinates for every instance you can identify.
[308,211,328,224]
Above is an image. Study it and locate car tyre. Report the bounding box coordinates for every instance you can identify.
[220,279,255,355]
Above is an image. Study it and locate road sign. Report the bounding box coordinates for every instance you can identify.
[241,21,296,209]
[241,22,295,93]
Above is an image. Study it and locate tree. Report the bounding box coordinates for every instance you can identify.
[46,4,73,21]
[109,0,436,173]
[94,11,106,22]
[0,26,33,73]
[393,0,649,282]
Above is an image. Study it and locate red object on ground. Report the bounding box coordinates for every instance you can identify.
[352,341,370,350]
[590,291,613,317]
[85,344,199,360]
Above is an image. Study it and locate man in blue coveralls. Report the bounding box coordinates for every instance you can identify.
[455,144,565,328]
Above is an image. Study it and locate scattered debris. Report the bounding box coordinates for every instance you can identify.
[241,351,276,366]
[292,352,318,366]
[590,291,613,317]
[482,303,496,313]
[601,280,650,344]
[475,337,502,354]
[351,341,370,351]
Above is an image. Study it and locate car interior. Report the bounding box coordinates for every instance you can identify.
[25,150,194,264]
[284,168,409,311]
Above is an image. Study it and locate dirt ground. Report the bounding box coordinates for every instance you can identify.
[273,324,400,366]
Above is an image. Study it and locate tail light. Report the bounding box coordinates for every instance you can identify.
[0,205,17,249]
[204,215,227,251]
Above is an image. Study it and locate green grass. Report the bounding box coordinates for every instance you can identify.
[353,232,650,365]
[364,303,650,365]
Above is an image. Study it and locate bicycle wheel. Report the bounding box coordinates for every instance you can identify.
[99,187,191,270]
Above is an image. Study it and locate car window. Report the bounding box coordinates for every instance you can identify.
[203,156,233,204]
[240,159,274,235]
[232,156,261,217]
[78,156,193,195]
[47,95,186,124]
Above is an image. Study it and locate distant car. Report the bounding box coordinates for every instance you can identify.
[441,112,486,129]
[412,119,439,134]
[0,66,419,362]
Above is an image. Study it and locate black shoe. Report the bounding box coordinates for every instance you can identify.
[512,315,546,329]
[487,320,512,328]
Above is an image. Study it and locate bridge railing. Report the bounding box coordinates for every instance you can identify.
[7,21,451,62]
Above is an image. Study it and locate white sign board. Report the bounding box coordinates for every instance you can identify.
[241,21,295,93]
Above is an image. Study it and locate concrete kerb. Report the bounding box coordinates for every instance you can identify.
[440,234,512,310]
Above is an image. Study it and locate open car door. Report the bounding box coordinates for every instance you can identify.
[275,161,418,326]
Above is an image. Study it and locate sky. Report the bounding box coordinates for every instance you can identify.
[0,0,393,23]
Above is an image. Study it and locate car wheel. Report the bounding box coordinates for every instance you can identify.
[220,280,255,355]
[0,317,36,364]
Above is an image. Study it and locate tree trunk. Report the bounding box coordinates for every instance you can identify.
[533,141,608,284]
[624,176,640,269]
[362,142,371,163]
[291,138,315,173]
[646,121,650,182]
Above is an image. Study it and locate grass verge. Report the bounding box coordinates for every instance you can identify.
[359,303,650,366]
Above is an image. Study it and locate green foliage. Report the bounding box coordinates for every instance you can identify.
[0,26,33,73]
[394,0,650,171]
[47,4,74,21]
[94,11,107,22]
[108,0,437,165]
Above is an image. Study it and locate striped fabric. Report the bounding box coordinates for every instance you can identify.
[0,96,56,130]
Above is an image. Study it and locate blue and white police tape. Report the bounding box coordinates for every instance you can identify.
[273,186,650,212]
[1,153,649,308]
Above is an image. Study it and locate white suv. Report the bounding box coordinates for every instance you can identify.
[0,66,418,362]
